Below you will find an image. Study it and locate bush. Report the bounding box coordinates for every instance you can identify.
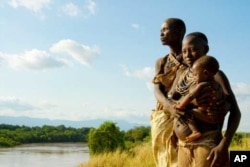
[88,121,125,155]
[232,133,243,145]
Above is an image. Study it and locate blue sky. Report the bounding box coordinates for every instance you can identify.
[0,0,249,131]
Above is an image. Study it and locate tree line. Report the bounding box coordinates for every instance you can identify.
[0,123,151,148]
[0,124,91,147]
[1,122,245,153]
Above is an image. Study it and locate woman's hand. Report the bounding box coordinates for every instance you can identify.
[207,140,229,167]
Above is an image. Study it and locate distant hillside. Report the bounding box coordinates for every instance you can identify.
[0,116,149,131]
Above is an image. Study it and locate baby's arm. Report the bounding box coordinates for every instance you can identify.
[174,82,210,110]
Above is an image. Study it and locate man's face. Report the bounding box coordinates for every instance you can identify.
[160,22,178,45]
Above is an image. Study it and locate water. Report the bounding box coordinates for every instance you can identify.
[0,143,89,167]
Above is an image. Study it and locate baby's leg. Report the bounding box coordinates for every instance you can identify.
[186,130,201,142]
[186,119,201,142]
[173,117,192,141]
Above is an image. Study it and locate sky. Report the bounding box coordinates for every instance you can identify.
[0,0,250,131]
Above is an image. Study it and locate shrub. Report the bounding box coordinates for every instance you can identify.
[88,121,125,155]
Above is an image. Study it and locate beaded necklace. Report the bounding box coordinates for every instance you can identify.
[175,68,195,95]
[168,54,182,67]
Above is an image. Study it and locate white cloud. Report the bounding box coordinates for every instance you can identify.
[50,39,100,67]
[232,82,250,96]
[0,39,100,70]
[0,49,70,71]
[134,67,154,79]
[59,0,97,18]
[131,23,140,29]
[61,2,80,16]
[223,94,250,132]
[0,96,150,123]
[78,106,150,124]
[0,96,61,120]
[219,82,250,132]
[122,65,154,80]
[122,65,154,91]
[84,0,96,15]
[0,96,37,111]
[8,0,52,12]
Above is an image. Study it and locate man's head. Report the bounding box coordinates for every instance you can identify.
[160,18,186,46]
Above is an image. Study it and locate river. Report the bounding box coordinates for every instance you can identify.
[0,143,89,167]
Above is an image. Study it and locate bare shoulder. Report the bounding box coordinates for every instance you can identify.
[155,56,167,74]
[155,56,164,67]
[214,70,228,82]
[214,70,232,95]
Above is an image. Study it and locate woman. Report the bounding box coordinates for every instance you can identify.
[171,33,241,167]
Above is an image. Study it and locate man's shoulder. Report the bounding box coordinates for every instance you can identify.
[156,55,169,66]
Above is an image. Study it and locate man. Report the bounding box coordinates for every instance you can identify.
[151,18,186,167]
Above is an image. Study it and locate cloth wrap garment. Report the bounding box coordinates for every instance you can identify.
[151,54,183,167]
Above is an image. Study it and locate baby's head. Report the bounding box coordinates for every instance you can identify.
[191,55,219,83]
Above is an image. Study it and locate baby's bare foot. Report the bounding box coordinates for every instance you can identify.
[186,132,201,142]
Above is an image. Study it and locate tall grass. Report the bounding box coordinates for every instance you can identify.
[230,135,250,150]
[79,136,250,167]
[79,142,155,167]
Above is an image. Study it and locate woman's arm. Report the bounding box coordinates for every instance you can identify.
[214,70,241,147]
[207,70,241,166]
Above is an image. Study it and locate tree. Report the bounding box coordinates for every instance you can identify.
[88,121,125,155]
[125,126,151,142]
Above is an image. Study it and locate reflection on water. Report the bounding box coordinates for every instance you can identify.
[0,143,89,167]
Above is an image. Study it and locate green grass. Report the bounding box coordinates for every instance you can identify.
[230,136,250,150]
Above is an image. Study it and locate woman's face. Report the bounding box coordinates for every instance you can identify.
[182,36,205,67]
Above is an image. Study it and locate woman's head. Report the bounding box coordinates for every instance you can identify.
[182,32,209,67]
[160,18,186,46]
[186,32,209,53]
